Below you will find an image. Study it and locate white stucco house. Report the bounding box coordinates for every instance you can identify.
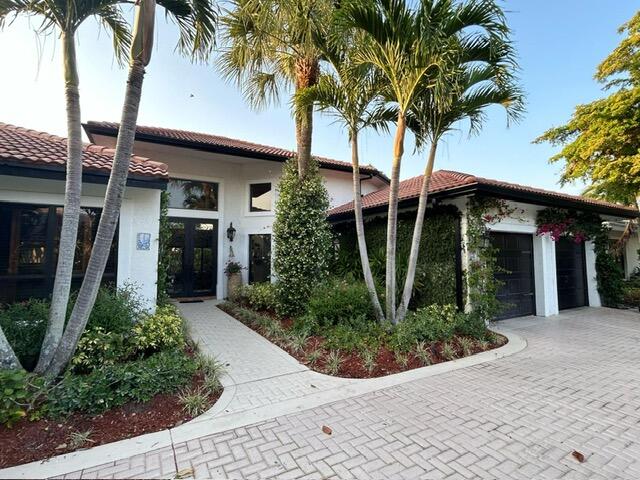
[1,121,638,319]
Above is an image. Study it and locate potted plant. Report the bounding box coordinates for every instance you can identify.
[224,260,244,301]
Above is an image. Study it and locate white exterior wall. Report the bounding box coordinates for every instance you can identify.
[0,175,161,310]
[90,136,387,299]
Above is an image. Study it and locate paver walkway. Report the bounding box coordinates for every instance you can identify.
[181,301,355,415]
[5,306,640,479]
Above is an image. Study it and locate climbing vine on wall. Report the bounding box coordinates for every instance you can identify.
[156,191,171,305]
[535,208,624,307]
[333,206,460,309]
[465,197,517,321]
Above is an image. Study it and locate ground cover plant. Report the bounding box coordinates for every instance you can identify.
[221,279,505,379]
[0,286,224,468]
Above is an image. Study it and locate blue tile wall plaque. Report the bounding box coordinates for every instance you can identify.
[136,232,151,251]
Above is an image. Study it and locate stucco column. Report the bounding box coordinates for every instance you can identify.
[533,234,559,316]
[584,240,602,307]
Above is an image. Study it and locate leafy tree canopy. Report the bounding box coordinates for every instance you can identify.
[535,11,640,206]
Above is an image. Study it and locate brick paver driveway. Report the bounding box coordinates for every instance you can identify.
[69,308,640,478]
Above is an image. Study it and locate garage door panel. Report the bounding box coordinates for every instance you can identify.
[555,238,587,310]
[490,232,536,320]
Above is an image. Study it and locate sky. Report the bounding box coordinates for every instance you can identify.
[0,1,638,195]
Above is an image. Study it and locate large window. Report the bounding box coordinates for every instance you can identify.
[249,182,272,212]
[167,179,219,211]
[0,203,117,303]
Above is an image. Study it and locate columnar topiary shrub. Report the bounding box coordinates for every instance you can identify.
[273,158,332,316]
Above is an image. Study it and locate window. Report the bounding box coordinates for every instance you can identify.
[249,234,271,283]
[249,183,272,212]
[0,203,117,303]
[167,179,219,211]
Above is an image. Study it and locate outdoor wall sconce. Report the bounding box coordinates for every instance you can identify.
[226,222,236,242]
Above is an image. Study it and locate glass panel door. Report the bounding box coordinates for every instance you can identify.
[249,234,271,284]
[167,218,217,297]
[193,222,216,295]
[167,220,186,297]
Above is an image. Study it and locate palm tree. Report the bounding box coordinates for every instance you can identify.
[218,0,333,178]
[395,0,524,322]
[296,32,390,322]
[336,0,448,323]
[0,0,131,371]
[45,0,218,377]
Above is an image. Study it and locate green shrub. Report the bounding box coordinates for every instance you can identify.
[623,286,640,307]
[0,299,49,370]
[391,304,459,351]
[305,279,375,329]
[236,282,278,312]
[453,311,488,339]
[0,369,44,427]
[273,158,332,316]
[132,305,185,354]
[47,349,197,416]
[323,322,386,353]
[71,328,128,374]
[83,285,144,334]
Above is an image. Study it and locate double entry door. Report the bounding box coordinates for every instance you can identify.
[167,218,217,297]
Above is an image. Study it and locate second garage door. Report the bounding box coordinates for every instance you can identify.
[490,232,536,320]
[555,237,588,310]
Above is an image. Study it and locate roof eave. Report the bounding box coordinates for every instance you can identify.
[83,123,390,184]
[0,162,168,190]
[328,183,639,221]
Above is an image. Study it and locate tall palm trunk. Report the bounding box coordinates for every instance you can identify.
[0,327,21,370]
[386,113,406,324]
[45,60,147,377]
[35,31,84,373]
[396,141,437,322]
[351,133,385,322]
[294,57,319,178]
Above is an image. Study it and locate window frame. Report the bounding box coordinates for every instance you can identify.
[247,180,274,216]
[166,178,220,212]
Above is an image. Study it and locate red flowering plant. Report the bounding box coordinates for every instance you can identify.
[535,208,598,243]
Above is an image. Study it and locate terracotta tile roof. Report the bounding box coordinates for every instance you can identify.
[84,121,388,182]
[328,170,639,218]
[0,123,169,180]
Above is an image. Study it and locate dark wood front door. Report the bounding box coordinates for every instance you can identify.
[490,232,536,320]
[167,218,217,297]
[555,238,587,310]
[249,234,271,284]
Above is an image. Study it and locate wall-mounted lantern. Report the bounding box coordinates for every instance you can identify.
[226,222,236,242]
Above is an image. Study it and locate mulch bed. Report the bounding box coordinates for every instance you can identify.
[219,303,507,379]
[0,372,221,469]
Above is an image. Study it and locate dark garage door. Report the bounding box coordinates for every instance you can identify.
[490,232,536,320]
[555,238,587,310]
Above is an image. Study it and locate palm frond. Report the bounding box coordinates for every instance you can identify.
[158,0,218,63]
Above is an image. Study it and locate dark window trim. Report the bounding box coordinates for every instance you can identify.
[167,178,220,212]
[248,182,273,213]
[248,233,272,284]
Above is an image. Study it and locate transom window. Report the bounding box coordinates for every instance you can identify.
[167,179,219,211]
[249,182,272,212]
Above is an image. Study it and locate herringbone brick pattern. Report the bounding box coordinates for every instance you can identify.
[63,308,640,479]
